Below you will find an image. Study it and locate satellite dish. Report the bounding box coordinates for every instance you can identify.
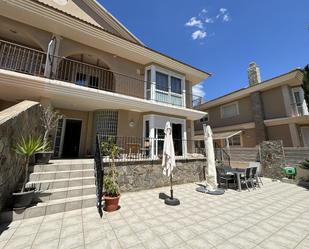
[53,0,68,6]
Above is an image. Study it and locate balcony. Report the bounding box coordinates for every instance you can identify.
[0,39,202,110]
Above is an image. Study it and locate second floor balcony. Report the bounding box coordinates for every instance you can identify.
[0,39,202,110]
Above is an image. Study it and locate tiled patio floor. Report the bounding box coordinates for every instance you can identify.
[1,178,309,249]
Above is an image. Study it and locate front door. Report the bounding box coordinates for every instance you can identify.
[62,119,82,158]
[301,127,309,147]
[172,123,183,156]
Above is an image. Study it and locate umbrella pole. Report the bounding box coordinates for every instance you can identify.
[164,172,179,205]
[170,174,173,199]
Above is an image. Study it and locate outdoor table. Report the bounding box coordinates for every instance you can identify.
[225,168,245,191]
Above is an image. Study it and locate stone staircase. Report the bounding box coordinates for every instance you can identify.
[0,159,96,222]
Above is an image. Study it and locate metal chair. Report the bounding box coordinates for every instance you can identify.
[240,167,252,191]
[251,166,263,187]
[216,167,235,190]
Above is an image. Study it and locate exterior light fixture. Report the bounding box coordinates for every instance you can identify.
[129,120,135,127]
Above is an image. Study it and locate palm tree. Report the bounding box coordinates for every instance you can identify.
[14,135,46,192]
[302,65,309,110]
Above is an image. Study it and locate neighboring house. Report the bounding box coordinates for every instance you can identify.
[0,0,210,158]
[194,62,308,148]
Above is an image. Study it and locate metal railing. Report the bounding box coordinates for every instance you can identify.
[96,134,206,163]
[0,39,203,109]
[291,103,309,117]
[93,134,206,216]
[0,40,46,77]
[214,142,231,167]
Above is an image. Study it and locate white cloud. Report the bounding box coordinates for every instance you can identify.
[185,7,231,42]
[222,14,230,22]
[191,30,207,40]
[216,8,231,22]
[192,84,206,99]
[219,8,227,13]
[205,17,214,23]
[185,17,203,29]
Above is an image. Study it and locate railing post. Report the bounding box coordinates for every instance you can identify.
[94,134,103,217]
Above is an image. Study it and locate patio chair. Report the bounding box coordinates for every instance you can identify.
[216,167,235,190]
[240,167,252,191]
[251,166,263,187]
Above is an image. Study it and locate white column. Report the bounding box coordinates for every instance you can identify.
[281,85,293,117]
[150,65,156,102]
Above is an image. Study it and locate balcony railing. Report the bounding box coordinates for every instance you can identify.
[95,134,206,162]
[291,103,309,117]
[0,39,203,109]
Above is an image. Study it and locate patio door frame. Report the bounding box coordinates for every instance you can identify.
[53,117,82,158]
[143,114,187,159]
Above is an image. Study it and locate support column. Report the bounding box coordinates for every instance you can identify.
[250,91,268,144]
[281,85,293,117]
[289,123,301,147]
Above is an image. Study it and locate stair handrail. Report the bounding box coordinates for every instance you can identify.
[94,134,104,217]
[214,141,231,168]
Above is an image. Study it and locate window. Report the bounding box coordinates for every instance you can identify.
[221,102,239,118]
[156,72,168,91]
[292,87,309,116]
[199,114,209,123]
[171,76,182,94]
[145,120,149,137]
[228,135,241,146]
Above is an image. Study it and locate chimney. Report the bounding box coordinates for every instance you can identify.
[248,62,261,86]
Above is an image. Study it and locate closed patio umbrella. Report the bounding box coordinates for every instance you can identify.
[203,124,218,191]
[162,121,180,205]
[196,124,224,194]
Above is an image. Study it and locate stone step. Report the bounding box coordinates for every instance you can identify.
[38,185,96,202]
[30,163,93,172]
[26,176,95,190]
[29,169,94,181]
[0,194,97,222]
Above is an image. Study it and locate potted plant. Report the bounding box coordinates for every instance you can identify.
[102,138,120,212]
[35,106,62,164]
[13,135,46,209]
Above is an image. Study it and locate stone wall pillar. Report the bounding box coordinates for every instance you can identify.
[260,140,285,179]
[250,91,268,143]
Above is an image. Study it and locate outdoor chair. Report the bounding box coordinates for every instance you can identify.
[240,167,252,191]
[251,166,263,187]
[216,167,236,190]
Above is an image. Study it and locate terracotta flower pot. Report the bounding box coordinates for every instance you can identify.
[103,194,120,212]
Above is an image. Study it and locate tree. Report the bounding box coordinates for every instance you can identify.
[301,65,309,110]
[41,106,63,148]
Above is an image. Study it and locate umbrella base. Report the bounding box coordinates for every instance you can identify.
[196,186,225,195]
[164,197,180,206]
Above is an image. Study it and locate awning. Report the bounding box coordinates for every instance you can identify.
[194,130,242,140]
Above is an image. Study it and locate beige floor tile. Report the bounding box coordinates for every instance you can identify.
[58,232,84,249]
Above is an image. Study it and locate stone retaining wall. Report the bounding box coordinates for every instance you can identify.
[112,159,206,192]
[0,101,42,211]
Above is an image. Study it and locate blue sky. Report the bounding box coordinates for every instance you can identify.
[100,0,309,101]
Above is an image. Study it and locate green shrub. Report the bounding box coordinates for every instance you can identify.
[300,159,309,170]
[14,135,46,192]
[102,137,120,197]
